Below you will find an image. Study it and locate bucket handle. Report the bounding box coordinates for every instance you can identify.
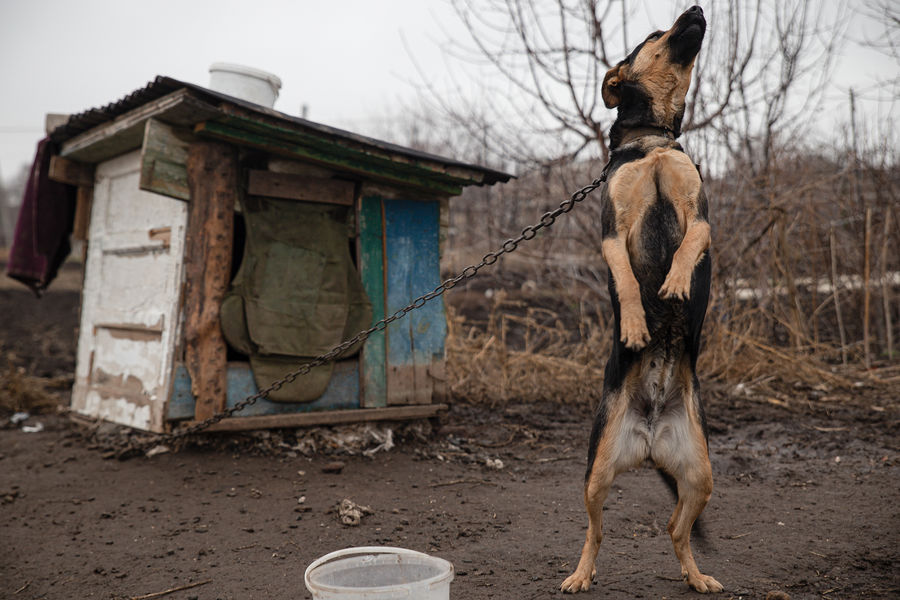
[304,546,438,593]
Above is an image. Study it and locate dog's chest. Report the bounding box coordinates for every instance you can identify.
[609,150,692,226]
[607,148,698,262]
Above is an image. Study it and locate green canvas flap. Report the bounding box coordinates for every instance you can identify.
[249,355,335,403]
[220,294,253,356]
[245,241,340,356]
[220,195,372,403]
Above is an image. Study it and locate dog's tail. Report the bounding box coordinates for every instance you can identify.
[657,469,709,547]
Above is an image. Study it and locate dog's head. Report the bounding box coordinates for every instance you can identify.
[602,6,706,138]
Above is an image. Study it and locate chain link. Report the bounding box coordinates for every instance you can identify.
[133,171,607,453]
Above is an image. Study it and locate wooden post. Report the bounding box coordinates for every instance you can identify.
[72,187,93,241]
[48,155,95,241]
[863,207,872,369]
[830,229,848,366]
[882,210,894,360]
[850,90,872,369]
[184,141,236,421]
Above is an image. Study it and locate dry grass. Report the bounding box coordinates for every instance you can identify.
[700,302,851,389]
[0,355,70,414]
[444,153,898,406]
[445,280,894,407]
[446,291,607,406]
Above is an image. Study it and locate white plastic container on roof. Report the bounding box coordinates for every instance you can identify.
[208,63,282,108]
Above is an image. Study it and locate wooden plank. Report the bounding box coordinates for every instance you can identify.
[383,198,446,405]
[429,360,448,402]
[148,226,171,247]
[95,319,164,336]
[384,199,414,405]
[167,361,360,420]
[183,403,448,432]
[216,104,494,185]
[214,104,485,180]
[184,141,237,421]
[45,113,70,135]
[438,197,450,257]
[195,120,466,197]
[140,119,194,201]
[48,155,94,187]
[247,170,354,205]
[406,200,447,397]
[70,150,191,433]
[60,89,221,163]
[72,186,93,241]
[358,196,387,407]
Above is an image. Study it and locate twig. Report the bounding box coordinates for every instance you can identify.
[430,478,497,488]
[14,581,30,594]
[232,543,258,552]
[535,456,577,463]
[765,397,794,410]
[728,532,751,539]
[129,579,212,600]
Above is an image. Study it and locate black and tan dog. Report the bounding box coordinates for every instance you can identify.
[561,5,722,594]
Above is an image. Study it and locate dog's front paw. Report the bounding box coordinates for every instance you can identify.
[686,572,723,594]
[658,268,692,302]
[560,569,594,593]
[620,306,650,350]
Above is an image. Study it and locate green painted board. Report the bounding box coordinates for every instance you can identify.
[195,120,465,196]
[212,113,480,186]
[358,196,387,407]
[139,118,193,201]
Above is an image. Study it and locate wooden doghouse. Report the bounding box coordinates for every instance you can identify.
[50,77,510,433]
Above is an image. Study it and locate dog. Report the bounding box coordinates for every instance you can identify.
[561,5,722,594]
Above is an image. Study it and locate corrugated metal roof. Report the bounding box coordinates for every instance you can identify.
[49,76,512,186]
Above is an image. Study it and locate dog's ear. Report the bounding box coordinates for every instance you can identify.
[602,64,624,108]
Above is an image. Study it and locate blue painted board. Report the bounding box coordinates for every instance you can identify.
[383,198,446,403]
[167,360,359,420]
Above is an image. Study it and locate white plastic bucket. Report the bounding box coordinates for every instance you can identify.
[304,546,454,600]
[208,63,282,108]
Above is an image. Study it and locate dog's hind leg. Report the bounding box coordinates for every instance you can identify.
[560,455,615,593]
[666,453,722,593]
[653,387,723,593]
[563,389,649,593]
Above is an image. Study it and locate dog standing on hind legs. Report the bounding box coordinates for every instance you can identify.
[561,5,722,594]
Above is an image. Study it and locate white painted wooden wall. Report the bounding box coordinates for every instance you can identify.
[71,150,188,432]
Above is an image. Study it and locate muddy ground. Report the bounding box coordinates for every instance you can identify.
[1,274,899,600]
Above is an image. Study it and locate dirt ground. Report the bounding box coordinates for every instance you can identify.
[1,275,899,600]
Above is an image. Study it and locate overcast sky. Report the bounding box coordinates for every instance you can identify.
[1,0,896,185]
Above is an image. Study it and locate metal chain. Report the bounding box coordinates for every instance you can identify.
[135,171,607,452]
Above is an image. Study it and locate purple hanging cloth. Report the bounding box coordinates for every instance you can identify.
[6,138,76,296]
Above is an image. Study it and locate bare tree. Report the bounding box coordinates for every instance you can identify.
[411,0,848,178]
[693,1,850,176]
[860,0,900,67]
[402,1,897,398]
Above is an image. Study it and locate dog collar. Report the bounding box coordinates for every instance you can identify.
[617,126,675,146]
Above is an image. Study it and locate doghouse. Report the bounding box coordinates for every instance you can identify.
[46,75,510,433]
